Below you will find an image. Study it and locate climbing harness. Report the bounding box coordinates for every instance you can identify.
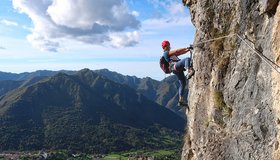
[192,33,280,74]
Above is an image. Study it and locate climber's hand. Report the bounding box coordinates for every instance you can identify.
[188,45,193,50]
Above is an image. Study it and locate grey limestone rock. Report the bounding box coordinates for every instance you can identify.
[182,0,280,159]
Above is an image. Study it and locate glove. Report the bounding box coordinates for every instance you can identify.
[188,45,193,50]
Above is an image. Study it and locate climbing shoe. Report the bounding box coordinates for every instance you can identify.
[178,101,190,112]
[186,68,195,80]
[178,101,189,108]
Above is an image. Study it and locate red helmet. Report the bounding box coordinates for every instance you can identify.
[161,40,170,49]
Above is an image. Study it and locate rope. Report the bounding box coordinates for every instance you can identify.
[235,34,280,74]
[192,33,280,74]
[193,34,236,47]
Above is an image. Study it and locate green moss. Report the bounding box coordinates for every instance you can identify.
[209,29,232,55]
[222,106,233,118]
[204,119,212,127]
[213,91,226,110]
[210,38,224,55]
[217,55,230,76]
[229,40,236,49]
[184,134,191,146]
[213,90,232,118]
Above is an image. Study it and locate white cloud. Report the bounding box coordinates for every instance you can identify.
[109,31,140,48]
[0,19,18,26]
[0,46,6,50]
[12,0,141,52]
[27,33,60,52]
[132,11,140,17]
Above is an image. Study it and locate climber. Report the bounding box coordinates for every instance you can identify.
[161,40,195,108]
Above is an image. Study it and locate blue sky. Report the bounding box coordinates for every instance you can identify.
[0,0,195,80]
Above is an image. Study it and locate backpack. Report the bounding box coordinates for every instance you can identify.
[159,56,171,74]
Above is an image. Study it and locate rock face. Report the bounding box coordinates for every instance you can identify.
[182,0,280,159]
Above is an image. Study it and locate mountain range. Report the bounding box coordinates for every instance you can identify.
[0,69,186,117]
[0,69,186,153]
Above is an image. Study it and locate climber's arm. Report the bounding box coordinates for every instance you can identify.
[169,48,190,57]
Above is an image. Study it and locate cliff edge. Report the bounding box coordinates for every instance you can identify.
[182,0,280,159]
